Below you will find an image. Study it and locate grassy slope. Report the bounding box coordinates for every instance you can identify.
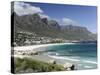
[14,57,65,73]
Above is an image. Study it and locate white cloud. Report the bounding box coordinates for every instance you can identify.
[14,2,50,19]
[14,2,43,16]
[39,13,50,19]
[62,18,77,25]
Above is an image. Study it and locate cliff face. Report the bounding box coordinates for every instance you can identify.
[12,12,96,40]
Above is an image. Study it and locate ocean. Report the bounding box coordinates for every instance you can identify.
[46,43,97,70]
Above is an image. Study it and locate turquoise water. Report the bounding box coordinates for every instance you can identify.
[46,43,97,70]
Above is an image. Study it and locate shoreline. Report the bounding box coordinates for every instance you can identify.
[13,54,76,70]
[13,43,76,51]
[12,43,97,70]
[13,53,97,70]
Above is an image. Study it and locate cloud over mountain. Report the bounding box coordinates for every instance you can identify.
[39,13,50,19]
[62,18,77,25]
[14,2,49,18]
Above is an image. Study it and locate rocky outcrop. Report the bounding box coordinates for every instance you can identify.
[63,63,75,70]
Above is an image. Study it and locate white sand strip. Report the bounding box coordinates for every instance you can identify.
[13,43,75,51]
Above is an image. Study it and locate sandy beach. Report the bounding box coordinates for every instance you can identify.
[13,43,75,51]
[12,43,76,57]
[13,43,76,71]
[13,43,97,70]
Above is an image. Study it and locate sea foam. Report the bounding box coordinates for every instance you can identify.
[48,55,80,62]
[83,60,97,64]
[48,55,97,64]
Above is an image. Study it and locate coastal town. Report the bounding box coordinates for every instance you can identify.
[13,31,96,47]
[13,31,72,46]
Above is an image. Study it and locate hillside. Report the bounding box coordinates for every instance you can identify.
[11,12,97,45]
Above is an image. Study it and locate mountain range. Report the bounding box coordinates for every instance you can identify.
[12,12,97,41]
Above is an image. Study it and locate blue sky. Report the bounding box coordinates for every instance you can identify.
[15,2,97,33]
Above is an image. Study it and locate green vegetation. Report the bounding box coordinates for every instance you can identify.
[14,57,65,73]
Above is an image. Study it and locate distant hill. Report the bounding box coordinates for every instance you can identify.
[12,12,97,40]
